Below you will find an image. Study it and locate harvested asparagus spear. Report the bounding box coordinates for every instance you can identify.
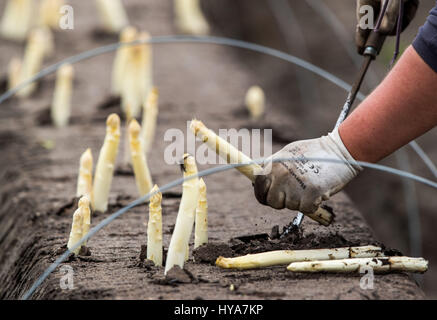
[0,0,33,41]
[216,245,383,270]
[7,57,21,90]
[111,26,137,96]
[95,0,129,34]
[51,64,74,128]
[67,196,91,255]
[76,148,93,200]
[287,256,428,274]
[245,86,265,120]
[174,0,210,35]
[141,87,159,154]
[194,178,208,249]
[92,114,121,212]
[190,119,333,226]
[147,185,163,266]
[128,119,153,196]
[165,154,199,274]
[38,0,64,29]
[17,29,46,98]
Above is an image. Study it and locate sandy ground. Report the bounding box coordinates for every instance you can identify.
[0,0,428,299]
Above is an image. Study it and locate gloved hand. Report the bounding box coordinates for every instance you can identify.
[254,129,362,214]
[356,0,419,54]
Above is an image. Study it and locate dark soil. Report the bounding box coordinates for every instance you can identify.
[0,0,427,300]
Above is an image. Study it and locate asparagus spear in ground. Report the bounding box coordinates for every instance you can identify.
[129,119,153,196]
[17,29,46,98]
[7,57,21,90]
[38,0,64,30]
[111,26,137,96]
[51,63,74,128]
[174,0,210,35]
[0,0,33,41]
[147,185,163,266]
[245,86,265,120]
[67,196,91,255]
[190,119,333,226]
[216,246,384,270]
[141,87,159,154]
[121,31,152,118]
[95,0,129,34]
[287,256,428,274]
[165,154,199,274]
[194,178,208,249]
[76,148,93,201]
[92,114,121,212]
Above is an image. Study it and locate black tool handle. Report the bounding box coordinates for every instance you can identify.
[364,31,387,59]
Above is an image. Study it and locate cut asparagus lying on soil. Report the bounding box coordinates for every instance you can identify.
[165,154,200,274]
[141,87,159,154]
[111,26,137,96]
[190,119,334,226]
[92,114,121,212]
[95,0,129,34]
[121,31,152,118]
[38,0,64,29]
[67,196,91,255]
[194,178,208,249]
[245,86,265,120]
[7,57,21,90]
[216,245,383,270]
[147,185,163,266]
[51,64,74,128]
[174,0,210,35]
[129,119,153,196]
[287,256,428,274]
[0,0,33,41]
[76,148,93,200]
[17,29,47,98]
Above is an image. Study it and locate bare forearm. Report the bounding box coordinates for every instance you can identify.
[339,46,437,163]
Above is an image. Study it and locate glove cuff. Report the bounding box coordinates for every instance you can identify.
[328,128,363,173]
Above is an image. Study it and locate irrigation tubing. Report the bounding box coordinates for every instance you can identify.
[21,156,437,299]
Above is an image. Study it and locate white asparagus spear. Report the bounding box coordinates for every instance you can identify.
[174,0,210,35]
[216,245,384,270]
[287,256,428,274]
[17,29,46,98]
[7,57,22,90]
[38,0,64,29]
[141,87,159,154]
[165,154,199,274]
[194,178,208,249]
[0,0,33,41]
[111,26,137,96]
[190,119,262,180]
[92,114,121,212]
[190,119,334,226]
[128,119,153,196]
[80,196,91,247]
[245,86,265,120]
[121,32,152,118]
[51,63,74,128]
[76,148,93,200]
[147,185,163,266]
[95,0,129,34]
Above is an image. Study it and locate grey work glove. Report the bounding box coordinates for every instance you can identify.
[254,128,362,214]
[356,0,419,54]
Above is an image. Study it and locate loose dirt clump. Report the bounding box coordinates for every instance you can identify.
[193,243,234,264]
